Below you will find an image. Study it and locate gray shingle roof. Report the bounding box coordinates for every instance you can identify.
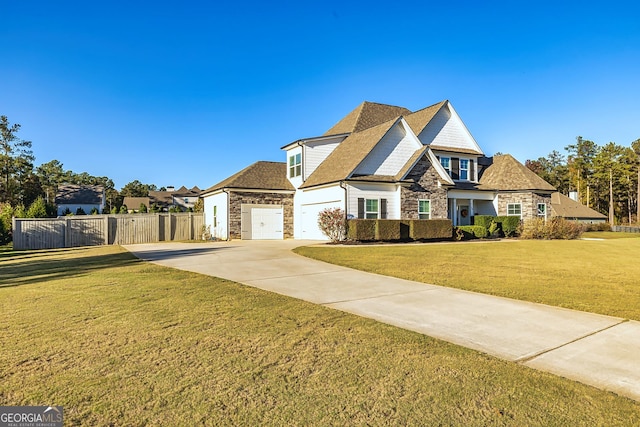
[301,118,400,188]
[55,184,104,205]
[551,192,607,219]
[203,161,295,194]
[323,101,411,135]
[478,154,556,191]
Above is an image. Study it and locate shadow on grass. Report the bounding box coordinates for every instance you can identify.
[126,246,235,262]
[1,245,232,289]
[0,251,143,289]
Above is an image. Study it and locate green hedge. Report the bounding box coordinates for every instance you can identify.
[456,225,488,240]
[346,219,452,242]
[410,219,453,240]
[376,220,402,241]
[473,215,494,230]
[494,216,521,237]
[347,219,377,241]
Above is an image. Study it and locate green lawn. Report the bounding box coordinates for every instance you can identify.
[1,246,639,425]
[295,237,640,321]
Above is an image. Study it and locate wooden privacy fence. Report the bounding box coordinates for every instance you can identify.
[612,225,640,233]
[12,213,204,250]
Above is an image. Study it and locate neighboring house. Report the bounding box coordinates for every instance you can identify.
[122,197,150,212]
[202,100,604,240]
[149,186,202,211]
[55,184,105,216]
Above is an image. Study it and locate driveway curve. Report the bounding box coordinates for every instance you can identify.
[124,240,640,402]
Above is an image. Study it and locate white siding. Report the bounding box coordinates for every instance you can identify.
[304,138,342,180]
[347,183,401,219]
[285,146,303,188]
[294,185,345,239]
[418,106,478,152]
[354,123,418,176]
[203,192,228,239]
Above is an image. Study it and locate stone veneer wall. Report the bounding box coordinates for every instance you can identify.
[497,192,552,221]
[228,191,294,239]
[401,156,449,219]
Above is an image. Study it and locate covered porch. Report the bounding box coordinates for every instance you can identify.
[447,190,496,226]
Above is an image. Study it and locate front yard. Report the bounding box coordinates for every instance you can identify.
[1,244,639,425]
[295,235,640,321]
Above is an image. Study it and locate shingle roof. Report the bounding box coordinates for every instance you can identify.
[55,184,104,205]
[478,154,556,191]
[550,192,607,219]
[404,100,447,136]
[301,118,400,188]
[203,161,295,194]
[323,101,411,136]
[122,197,150,209]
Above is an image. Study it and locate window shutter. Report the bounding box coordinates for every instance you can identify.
[357,198,364,219]
[380,199,387,219]
[451,158,460,180]
[470,160,475,181]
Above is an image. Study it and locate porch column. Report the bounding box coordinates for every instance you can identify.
[470,199,475,221]
[452,198,458,226]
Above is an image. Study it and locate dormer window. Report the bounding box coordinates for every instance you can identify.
[440,157,451,176]
[459,159,469,180]
[289,153,301,178]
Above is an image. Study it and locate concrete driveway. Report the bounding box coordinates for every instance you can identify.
[124,240,640,402]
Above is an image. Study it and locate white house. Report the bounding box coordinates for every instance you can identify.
[201,100,605,240]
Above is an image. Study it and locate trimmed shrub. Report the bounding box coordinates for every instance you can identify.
[494,216,520,237]
[519,217,585,240]
[585,222,611,232]
[318,208,347,242]
[455,225,488,240]
[347,219,376,241]
[410,219,453,240]
[376,220,402,241]
[473,215,494,230]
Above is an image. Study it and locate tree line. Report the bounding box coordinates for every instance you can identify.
[0,115,176,216]
[525,136,640,224]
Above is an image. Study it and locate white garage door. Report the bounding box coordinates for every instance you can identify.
[241,205,284,240]
[300,201,342,240]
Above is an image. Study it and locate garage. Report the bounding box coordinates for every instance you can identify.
[300,201,342,240]
[241,204,284,240]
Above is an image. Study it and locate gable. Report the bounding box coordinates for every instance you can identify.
[353,119,422,177]
[323,101,411,135]
[418,103,483,155]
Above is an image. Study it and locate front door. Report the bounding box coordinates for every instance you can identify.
[458,205,471,226]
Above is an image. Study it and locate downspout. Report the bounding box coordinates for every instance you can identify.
[223,188,231,240]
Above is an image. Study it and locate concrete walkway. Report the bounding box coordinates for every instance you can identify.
[124,240,640,402]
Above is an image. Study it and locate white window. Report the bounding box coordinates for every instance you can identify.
[418,199,431,219]
[440,157,451,176]
[289,153,301,178]
[537,203,546,217]
[507,203,522,217]
[459,159,469,180]
[365,199,379,219]
[213,206,218,228]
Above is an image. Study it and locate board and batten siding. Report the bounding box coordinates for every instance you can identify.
[203,191,229,240]
[346,183,400,219]
[303,138,342,180]
[418,106,476,152]
[354,122,418,176]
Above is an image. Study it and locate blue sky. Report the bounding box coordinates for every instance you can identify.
[3,1,639,190]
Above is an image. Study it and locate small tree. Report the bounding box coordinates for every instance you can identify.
[76,207,86,215]
[318,207,346,242]
[110,206,118,214]
[193,198,204,213]
[27,196,48,218]
[119,205,128,214]
[139,203,148,213]
[90,207,99,215]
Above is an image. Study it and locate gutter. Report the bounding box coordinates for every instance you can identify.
[339,181,348,218]
[223,188,231,240]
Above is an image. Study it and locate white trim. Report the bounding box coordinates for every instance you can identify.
[507,203,522,217]
[418,198,431,219]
